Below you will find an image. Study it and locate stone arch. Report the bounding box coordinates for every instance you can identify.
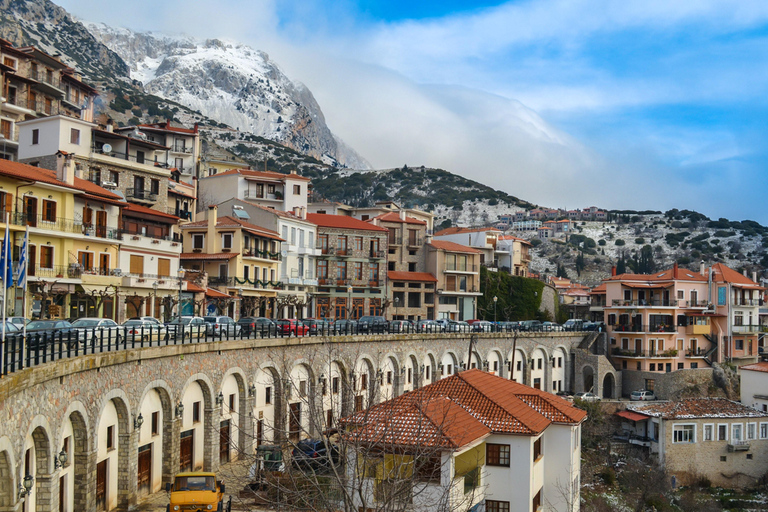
[179,374,215,472]
[550,346,568,394]
[379,354,400,401]
[439,351,459,378]
[582,365,596,394]
[287,362,315,441]
[59,402,90,512]
[220,368,248,465]
[402,353,419,392]
[135,381,174,489]
[22,415,53,512]
[353,356,376,411]
[0,436,14,508]
[508,347,528,383]
[468,350,482,370]
[421,352,437,386]
[602,373,616,399]
[319,359,348,429]
[529,347,549,390]
[95,391,131,510]
[484,348,505,376]
[253,365,282,445]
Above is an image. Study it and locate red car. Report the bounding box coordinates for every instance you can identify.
[276,319,310,336]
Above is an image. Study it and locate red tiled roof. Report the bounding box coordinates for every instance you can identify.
[203,169,311,182]
[205,287,230,298]
[181,216,283,240]
[589,283,607,294]
[606,264,708,283]
[307,213,388,232]
[616,410,650,422]
[342,369,585,449]
[136,120,197,134]
[388,271,437,282]
[123,203,179,222]
[0,159,122,201]
[627,398,768,419]
[433,226,501,236]
[185,281,205,293]
[711,263,764,289]
[238,199,313,222]
[740,361,768,373]
[371,212,427,225]
[427,240,482,254]
[180,253,238,261]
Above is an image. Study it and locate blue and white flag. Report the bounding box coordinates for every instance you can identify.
[16,227,28,289]
[0,219,13,289]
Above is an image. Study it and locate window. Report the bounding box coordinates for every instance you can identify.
[703,424,713,441]
[732,423,743,442]
[361,373,367,391]
[533,437,543,461]
[718,424,728,441]
[337,261,347,280]
[332,377,339,394]
[486,443,511,466]
[355,237,363,251]
[293,184,301,195]
[673,424,695,443]
[193,234,204,250]
[193,401,201,423]
[299,380,307,397]
[386,371,392,385]
[354,261,363,280]
[747,423,756,440]
[229,394,235,411]
[265,387,272,404]
[40,245,54,268]
[152,411,159,436]
[317,260,328,279]
[32,129,39,144]
[338,235,347,254]
[150,179,159,195]
[485,501,510,512]
[222,233,233,250]
[760,423,768,439]
[735,339,744,350]
[291,227,296,245]
[106,425,114,450]
[42,200,56,222]
[70,128,80,144]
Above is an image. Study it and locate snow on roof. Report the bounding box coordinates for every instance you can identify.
[627,398,768,420]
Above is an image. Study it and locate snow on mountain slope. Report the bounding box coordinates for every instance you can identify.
[87,23,371,169]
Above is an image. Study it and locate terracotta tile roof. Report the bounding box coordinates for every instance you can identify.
[388,271,437,282]
[498,235,531,245]
[740,361,768,373]
[433,226,502,236]
[184,281,205,293]
[202,168,311,182]
[590,283,607,294]
[711,263,764,289]
[123,203,179,222]
[616,410,650,422]
[627,398,768,420]
[238,199,314,222]
[605,264,708,283]
[342,369,585,449]
[136,121,198,134]
[0,159,123,201]
[427,240,482,254]
[307,213,388,232]
[371,212,427,225]
[180,216,283,240]
[180,253,239,261]
[205,287,230,298]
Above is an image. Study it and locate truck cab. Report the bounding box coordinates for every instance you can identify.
[166,472,230,512]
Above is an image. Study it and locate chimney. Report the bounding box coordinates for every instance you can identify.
[743,269,748,277]
[293,206,301,217]
[194,122,199,134]
[56,151,75,185]
[752,271,757,283]
[300,206,306,220]
[611,265,616,276]
[700,261,706,276]
[106,119,114,132]
[673,262,678,275]
[207,205,218,252]
[372,218,379,226]
[399,209,406,221]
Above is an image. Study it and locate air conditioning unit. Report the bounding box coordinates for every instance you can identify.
[102,181,117,189]
[111,268,123,277]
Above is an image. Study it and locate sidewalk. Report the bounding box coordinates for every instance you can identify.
[136,458,261,511]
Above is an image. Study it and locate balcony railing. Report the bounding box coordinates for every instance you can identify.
[734,298,762,306]
[120,228,180,243]
[612,299,680,307]
[29,265,82,279]
[242,249,281,261]
[171,143,192,154]
[166,207,192,220]
[732,324,764,333]
[29,70,61,89]
[336,249,351,257]
[126,188,159,203]
[92,144,171,168]
[210,276,283,289]
[685,348,708,357]
[611,348,681,358]
[610,324,678,333]
[369,250,385,259]
[407,237,423,247]
[8,212,119,239]
[445,264,478,272]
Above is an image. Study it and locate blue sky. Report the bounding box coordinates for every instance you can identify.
[57,0,768,223]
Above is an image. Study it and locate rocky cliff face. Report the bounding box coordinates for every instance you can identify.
[87,25,371,169]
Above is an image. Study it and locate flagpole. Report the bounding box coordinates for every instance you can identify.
[1,211,9,373]
[21,226,29,343]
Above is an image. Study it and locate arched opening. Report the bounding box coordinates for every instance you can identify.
[602,373,615,399]
[253,367,280,447]
[583,366,595,394]
[0,449,11,508]
[60,410,89,512]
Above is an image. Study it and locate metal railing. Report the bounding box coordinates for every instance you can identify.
[92,144,171,168]
[172,143,193,154]
[29,69,61,89]
[611,348,681,358]
[126,188,159,202]
[612,299,679,307]
[734,298,762,306]
[0,321,597,377]
[610,324,678,333]
[445,264,478,272]
[29,264,82,279]
[166,207,192,220]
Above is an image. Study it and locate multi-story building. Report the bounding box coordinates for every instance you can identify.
[307,213,388,320]
[1,40,97,161]
[624,398,768,488]
[432,226,502,267]
[426,240,482,321]
[211,198,320,318]
[549,277,591,319]
[179,206,283,318]
[0,155,123,319]
[199,142,250,177]
[197,168,311,214]
[588,283,607,322]
[496,234,532,276]
[603,263,715,373]
[344,369,586,512]
[740,360,768,413]
[710,263,764,363]
[353,200,435,232]
[115,120,200,182]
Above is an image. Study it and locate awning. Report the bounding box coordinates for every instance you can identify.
[616,410,650,422]
[205,287,231,298]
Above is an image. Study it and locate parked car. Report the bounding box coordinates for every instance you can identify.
[519,320,543,332]
[388,320,413,333]
[24,320,77,349]
[415,319,442,333]
[542,322,563,332]
[122,319,167,341]
[6,316,29,327]
[630,390,656,401]
[497,321,520,332]
[446,320,471,332]
[468,320,494,332]
[301,318,333,335]
[276,319,310,336]
[291,438,340,472]
[357,315,388,333]
[203,316,241,337]
[573,392,600,402]
[563,319,584,331]
[166,316,211,338]
[332,319,357,334]
[70,318,123,343]
[238,317,277,336]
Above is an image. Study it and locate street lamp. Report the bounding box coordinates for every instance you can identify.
[347,286,353,320]
[493,295,498,323]
[177,267,185,317]
[152,281,159,318]
[394,297,400,320]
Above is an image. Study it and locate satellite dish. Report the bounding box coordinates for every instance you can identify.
[102,143,112,154]
[281,249,287,257]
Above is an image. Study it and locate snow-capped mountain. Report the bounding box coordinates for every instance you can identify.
[86,24,371,169]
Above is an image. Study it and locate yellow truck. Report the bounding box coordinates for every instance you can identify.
[165,472,231,512]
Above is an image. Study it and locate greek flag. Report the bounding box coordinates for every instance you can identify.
[0,220,12,289]
[17,228,28,289]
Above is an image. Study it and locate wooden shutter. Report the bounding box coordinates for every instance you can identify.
[157,258,170,277]
[129,255,144,275]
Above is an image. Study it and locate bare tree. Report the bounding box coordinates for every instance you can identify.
[30,280,69,319]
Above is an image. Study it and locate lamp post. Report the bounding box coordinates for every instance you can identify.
[177,267,184,317]
[493,295,498,323]
[152,281,159,319]
[347,286,353,320]
[394,297,400,320]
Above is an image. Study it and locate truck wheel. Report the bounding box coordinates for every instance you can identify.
[166,505,170,512]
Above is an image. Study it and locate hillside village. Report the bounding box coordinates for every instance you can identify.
[3,18,768,512]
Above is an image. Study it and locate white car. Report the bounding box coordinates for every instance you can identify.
[71,318,123,343]
[574,392,600,402]
[630,390,656,401]
[122,319,167,341]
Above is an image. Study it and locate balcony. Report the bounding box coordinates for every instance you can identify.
[611,348,680,358]
[126,188,159,204]
[336,249,352,257]
[317,246,335,256]
[610,324,678,333]
[445,264,478,273]
[406,237,423,247]
[686,324,710,335]
[734,298,762,306]
[732,324,764,334]
[8,212,119,239]
[318,277,333,286]
[92,144,171,169]
[28,69,63,96]
[171,143,193,154]
[218,276,283,289]
[611,299,679,307]
[369,250,385,259]
[166,207,192,220]
[242,249,281,261]
[685,348,708,358]
[29,265,81,280]
[368,280,381,288]
[243,190,282,201]
[727,441,750,452]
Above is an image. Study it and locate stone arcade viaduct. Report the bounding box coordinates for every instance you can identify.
[0,331,615,512]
